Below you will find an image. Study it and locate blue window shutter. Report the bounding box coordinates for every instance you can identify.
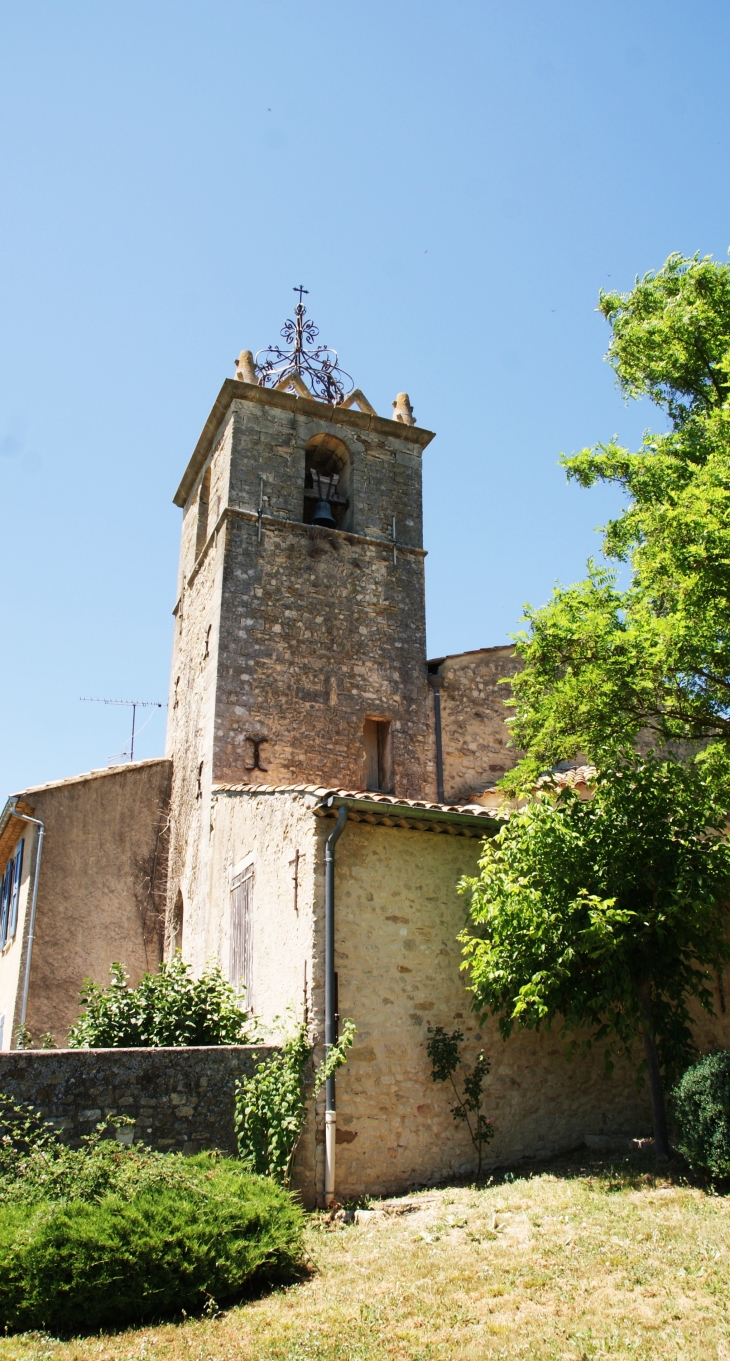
[9,839,24,940]
[0,865,10,950]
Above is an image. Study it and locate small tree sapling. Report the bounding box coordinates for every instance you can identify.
[426,1025,494,1177]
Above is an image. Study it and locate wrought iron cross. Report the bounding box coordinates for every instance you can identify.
[293,285,309,306]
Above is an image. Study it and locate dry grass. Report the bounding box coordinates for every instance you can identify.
[2,1153,730,1361]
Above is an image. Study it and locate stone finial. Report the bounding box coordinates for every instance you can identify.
[392,393,415,425]
[235,349,257,383]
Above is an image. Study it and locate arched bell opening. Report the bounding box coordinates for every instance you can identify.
[303,433,353,532]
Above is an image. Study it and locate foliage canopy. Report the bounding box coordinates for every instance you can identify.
[505,252,730,782]
[460,753,730,1156]
[0,1094,303,1335]
[0,1159,302,1335]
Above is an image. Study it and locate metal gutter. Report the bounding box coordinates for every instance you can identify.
[324,804,348,1207]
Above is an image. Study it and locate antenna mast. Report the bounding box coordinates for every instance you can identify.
[80,698,165,763]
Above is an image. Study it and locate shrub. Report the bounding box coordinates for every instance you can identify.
[0,1092,58,1171]
[68,956,258,1047]
[0,1099,204,1209]
[0,1154,303,1335]
[672,1050,730,1178]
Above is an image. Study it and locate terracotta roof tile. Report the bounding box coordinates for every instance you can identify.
[212,782,495,819]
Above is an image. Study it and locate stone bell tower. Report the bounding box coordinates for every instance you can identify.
[164,293,435,947]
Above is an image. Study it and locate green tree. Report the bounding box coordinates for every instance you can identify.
[506,252,730,783]
[459,753,730,1159]
[68,956,256,1048]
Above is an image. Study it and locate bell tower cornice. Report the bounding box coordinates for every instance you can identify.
[174,377,435,510]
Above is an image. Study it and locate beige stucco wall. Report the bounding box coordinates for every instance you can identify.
[1,759,171,1048]
[204,787,317,1023]
[328,817,730,1199]
[202,787,323,1198]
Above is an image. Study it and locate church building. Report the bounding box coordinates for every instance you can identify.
[4,296,720,1203]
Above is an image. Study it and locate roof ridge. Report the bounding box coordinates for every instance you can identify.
[211,782,494,816]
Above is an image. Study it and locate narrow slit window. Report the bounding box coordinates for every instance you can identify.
[230,865,254,1010]
[364,718,393,794]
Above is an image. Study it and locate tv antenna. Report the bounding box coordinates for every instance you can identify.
[80,697,165,763]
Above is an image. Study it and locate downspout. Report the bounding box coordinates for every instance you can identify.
[324,802,348,1207]
[9,802,45,1048]
[428,670,445,803]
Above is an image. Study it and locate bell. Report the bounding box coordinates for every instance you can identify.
[311,499,337,529]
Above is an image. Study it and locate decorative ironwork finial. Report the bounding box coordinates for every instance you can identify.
[255,289,353,405]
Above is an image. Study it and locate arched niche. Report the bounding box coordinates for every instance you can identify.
[303,432,353,531]
[169,889,184,958]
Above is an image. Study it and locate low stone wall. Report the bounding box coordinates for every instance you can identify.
[0,1046,275,1155]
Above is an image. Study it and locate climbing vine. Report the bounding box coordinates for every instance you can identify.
[235,1018,355,1186]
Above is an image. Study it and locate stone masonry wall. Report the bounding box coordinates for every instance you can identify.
[165,418,232,962]
[432,646,521,803]
[206,788,322,1203]
[215,513,430,795]
[212,395,433,795]
[0,1045,274,1155]
[324,816,730,1200]
[164,382,436,950]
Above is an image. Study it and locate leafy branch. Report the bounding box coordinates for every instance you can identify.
[235,1018,356,1186]
[426,1025,494,1177]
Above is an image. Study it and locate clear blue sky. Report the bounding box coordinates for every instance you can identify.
[2,0,729,793]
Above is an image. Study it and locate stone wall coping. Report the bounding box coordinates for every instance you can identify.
[427,643,519,668]
[1,1044,274,1060]
[174,378,436,509]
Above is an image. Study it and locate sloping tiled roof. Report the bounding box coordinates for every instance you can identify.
[15,757,171,799]
[0,798,35,875]
[212,783,499,837]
